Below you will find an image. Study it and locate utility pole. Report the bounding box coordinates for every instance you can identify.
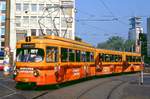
[5,0,10,47]
[3,0,11,76]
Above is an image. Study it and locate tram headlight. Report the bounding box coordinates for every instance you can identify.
[13,70,18,76]
[33,69,39,77]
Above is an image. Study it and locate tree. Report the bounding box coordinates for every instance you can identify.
[124,40,135,52]
[75,36,82,42]
[97,36,125,51]
[97,36,137,52]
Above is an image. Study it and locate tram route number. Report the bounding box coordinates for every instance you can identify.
[21,43,35,48]
[73,68,80,76]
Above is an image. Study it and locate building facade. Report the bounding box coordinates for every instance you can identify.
[0,0,6,51]
[128,17,143,53]
[15,0,75,41]
[147,17,150,57]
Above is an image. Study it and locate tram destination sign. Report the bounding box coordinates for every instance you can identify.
[21,43,35,48]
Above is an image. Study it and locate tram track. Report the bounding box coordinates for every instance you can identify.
[0,81,19,99]
[106,81,128,99]
[76,79,128,99]
[32,91,49,99]
[76,79,112,99]
[0,73,143,99]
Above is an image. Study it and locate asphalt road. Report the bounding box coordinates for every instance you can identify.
[0,71,150,99]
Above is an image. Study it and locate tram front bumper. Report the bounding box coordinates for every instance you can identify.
[14,70,57,85]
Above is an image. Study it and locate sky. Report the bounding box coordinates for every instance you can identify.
[75,0,150,46]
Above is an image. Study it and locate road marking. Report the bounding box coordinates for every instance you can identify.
[0,82,18,99]
[1,92,18,99]
[0,83,16,92]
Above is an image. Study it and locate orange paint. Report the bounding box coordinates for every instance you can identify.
[14,36,143,86]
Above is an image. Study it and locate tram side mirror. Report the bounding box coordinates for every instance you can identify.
[25,36,31,42]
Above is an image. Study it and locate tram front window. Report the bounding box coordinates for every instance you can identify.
[16,48,44,62]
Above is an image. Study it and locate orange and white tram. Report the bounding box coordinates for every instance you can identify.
[14,36,144,85]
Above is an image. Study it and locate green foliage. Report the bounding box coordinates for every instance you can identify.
[139,33,147,56]
[75,36,82,42]
[97,36,135,52]
[124,40,135,52]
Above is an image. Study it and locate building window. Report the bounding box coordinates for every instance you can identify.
[23,16,29,25]
[16,3,21,11]
[61,17,67,28]
[1,28,5,35]
[31,29,36,36]
[1,10,5,13]
[16,32,25,41]
[54,17,60,28]
[63,8,72,16]
[38,16,45,24]
[46,17,52,26]
[16,16,21,27]
[38,29,44,36]
[54,4,59,11]
[1,35,4,38]
[31,4,37,12]
[39,4,44,11]
[1,42,4,46]
[1,15,5,22]
[30,16,37,24]
[46,4,52,12]
[1,22,5,26]
[1,2,6,10]
[46,29,52,35]
[23,3,29,11]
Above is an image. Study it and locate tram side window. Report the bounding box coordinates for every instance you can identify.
[105,54,111,62]
[114,55,118,62]
[132,56,136,62]
[127,56,132,62]
[76,50,81,62]
[81,51,86,62]
[114,55,122,62]
[46,47,58,62]
[90,52,94,62]
[99,53,103,62]
[127,56,130,62]
[118,55,122,62]
[135,56,141,62]
[110,55,115,62]
[69,49,75,62]
[100,53,105,62]
[61,48,68,62]
[137,57,141,62]
[86,52,90,62]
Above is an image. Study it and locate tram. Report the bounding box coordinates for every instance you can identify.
[13,36,144,85]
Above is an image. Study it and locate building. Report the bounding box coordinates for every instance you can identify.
[0,0,6,51]
[15,0,75,41]
[128,16,143,53]
[147,17,150,57]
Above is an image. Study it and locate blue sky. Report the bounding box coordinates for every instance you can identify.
[75,0,150,46]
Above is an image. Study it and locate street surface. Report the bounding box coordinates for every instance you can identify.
[0,71,150,99]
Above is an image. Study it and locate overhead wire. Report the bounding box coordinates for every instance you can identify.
[97,0,129,26]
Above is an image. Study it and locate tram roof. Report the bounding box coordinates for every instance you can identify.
[17,35,141,56]
[96,48,141,56]
[17,35,94,48]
